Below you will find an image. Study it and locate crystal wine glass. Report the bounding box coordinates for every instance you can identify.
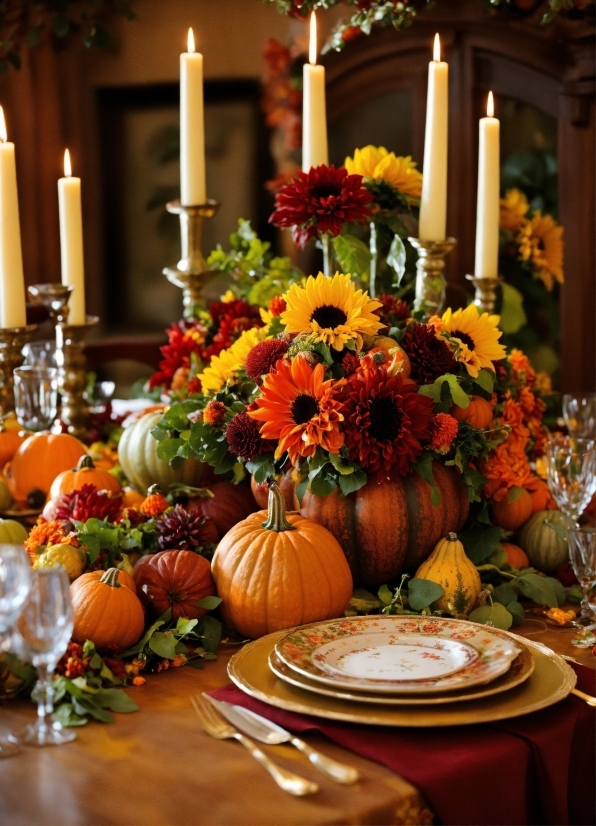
[0,544,32,757]
[13,366,58,432]
[545,437,596,525]
[563,393,596,440]
[567,528,596,643]
[22,340,57,369]
[10,567,76,746]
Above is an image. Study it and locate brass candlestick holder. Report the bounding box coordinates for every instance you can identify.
[163,199,220,318]
[55,316,98,439]
[0,324,37,420]
[408,237,457,318]
[465,274,502,314]
[28,283,73,327]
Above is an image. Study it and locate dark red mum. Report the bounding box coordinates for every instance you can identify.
[245,339,289,384]
[225,412,265,462]
[401,322,457,385]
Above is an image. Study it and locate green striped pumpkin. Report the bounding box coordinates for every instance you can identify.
[298,462,469,586]
[519,510,573,573]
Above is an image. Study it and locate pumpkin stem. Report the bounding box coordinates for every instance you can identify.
[78,455,95,470]
[262,478,294,532]
[148,484,163,496]
[446,532,458,542]
[100,568,122,588]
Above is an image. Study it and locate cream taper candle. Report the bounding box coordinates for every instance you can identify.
[0,107,26,329]
[58,149,86,325]
[418,34,449,241]
[302,12,328,171]
[474,92,500,279]
[180,27,206,206]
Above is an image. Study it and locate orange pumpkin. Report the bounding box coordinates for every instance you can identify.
[490,490,533,531]
[501,542,530,570]
[452,396,494,430]
[70,568,145,650]
[251,472,296,511]
[4,432,88,506]
[49,455,122,500]
[298,462,469,586]
[527,478,557,513]
[212,482,353,639]
[78,567,137,594]
[365,335,411,378]
[122,487,145,509]
[133,549,215,621]
[0,429,26,469]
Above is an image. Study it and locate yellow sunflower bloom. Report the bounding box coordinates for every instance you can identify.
[281,272,383,351]
[439,304,507,378]
[198,327,267,394]
[517,211,564,291]
[345,146,422,198]
[500,189,529,232]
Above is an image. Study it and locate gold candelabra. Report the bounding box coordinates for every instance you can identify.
[466,274,502,314]
[28,283,73,327]
[0,325,37,420]
[55,316,98,439]
[163,199,220,317]
[408,237,457,318]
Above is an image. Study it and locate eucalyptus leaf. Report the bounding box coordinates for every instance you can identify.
[332,234,371,277]
[387,234,406,285]
[499,282,527,334]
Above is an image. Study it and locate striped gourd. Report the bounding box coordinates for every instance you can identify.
[519,510,573,573]
[415,532,481,618]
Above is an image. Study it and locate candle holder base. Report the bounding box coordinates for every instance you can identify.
[163,199,220,318]
[28,284,73,326]
[56,316,99,439]
[409,237,457,318]
[465,274,502,313]
[0,325,37,421]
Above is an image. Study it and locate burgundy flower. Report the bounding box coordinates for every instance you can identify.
[340,351,361,375]
[269,164,374,248]
[155,505,218,552]
[376,294,410,327]
[245,339,289,384]
[401,322,457,385]
[226,412,267,462]
[54,484,123,524]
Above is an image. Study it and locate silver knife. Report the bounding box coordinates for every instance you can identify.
[207,696,360,784]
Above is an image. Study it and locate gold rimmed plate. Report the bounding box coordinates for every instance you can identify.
[229,631,575,727]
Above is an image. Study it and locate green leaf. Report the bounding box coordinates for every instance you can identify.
[175,617,199,636]
[387,234,406,285]
[93,688,139,713]
[517,573,557,608]
[349,587,382,613]
[332,234,371,277]
[460,525,501,564]
[507,600,525,626]
[474,369,495,394]
[508,486,526,503]
[52,703,88,728]
[413,452,441,506]
[149,631,179,660]
[418,374,469,409]
[378,584,394,606]
[195,596,223,611]
[245,454,276,485]
[543,576,566,607]
[337,468,367,497]
[309,471,336,497]
[486,546,508,569]
[492,583,517,606]
[468,602,513,630]
[545,519,569,541]
[499,282,527,334]
[407,578,444,611]
[200,615,222,654]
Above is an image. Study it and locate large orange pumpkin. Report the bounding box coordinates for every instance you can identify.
[4,432,88,506]
[133,549,215,620]
[70,568,145,650]
[188,482,258,540]
[212,482,353,639]
[490,490,533,532]
[251,472,296,511]
[501,542,530,570]
[0,429,26,469]
[298,462,469,586]
[49,455,122,500]
[452,396,494,430]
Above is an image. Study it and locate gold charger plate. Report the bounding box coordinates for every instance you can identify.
[268,643,534,705]
[228,631,575,727]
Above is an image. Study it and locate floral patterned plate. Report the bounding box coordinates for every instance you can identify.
[275,615,523,694]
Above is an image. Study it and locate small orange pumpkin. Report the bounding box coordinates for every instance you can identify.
[70,568,145,650]
[501,542,530,570]
[452,396,494,430]
[133,549,215,621]
[527,479,556,513]
[365,335,411,377]
[490,489,533,532]
[49,455,122,500]
[4,432,87,506]
[122,487,145,509]
[0,429,26,469]
[78,567,137,594]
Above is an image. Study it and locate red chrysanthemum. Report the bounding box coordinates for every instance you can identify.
[245,339,289,384]
[340,364,434,480]
[269,164,374,248]
[203,399,227,426]
[203,300,263,360]
[268,295,287,317]
[401,322,457,384]
[225,412,268,462]
[149,319,208,390]
[187,375,202,396]
[54,484,123,524]
[376,294,410,327]
[429,413,459,455]
[341,351,361,375]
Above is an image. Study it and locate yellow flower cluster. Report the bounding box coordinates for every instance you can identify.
[198,327,267,394]
[345,145,422,198]
[430,304,507,379]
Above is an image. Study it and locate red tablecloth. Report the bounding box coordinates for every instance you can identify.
[210,664,595,826]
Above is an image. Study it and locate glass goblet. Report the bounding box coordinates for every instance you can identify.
[10,567,76,746]
[22,340,57,369]
[563,393,596,440]
[13,366,58,433]
[0,544,32,757]
[545,437,596,525]
[568,528,596,645]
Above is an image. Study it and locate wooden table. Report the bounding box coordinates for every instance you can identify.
[0,619,593,826]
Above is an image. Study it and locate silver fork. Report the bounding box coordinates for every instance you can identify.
[190,695,319,796]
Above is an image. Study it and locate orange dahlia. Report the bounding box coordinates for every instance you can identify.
[24,520,69,558]
[482,439,534,502]
[429,413,459,455]
[248,356,345,465]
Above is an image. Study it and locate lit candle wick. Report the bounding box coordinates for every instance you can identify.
[0,107,7,144]
[64,148,72,178]
[487,91,494,118]
[433,33,441,63]
[309,11,317,66]
[187,27,195,54]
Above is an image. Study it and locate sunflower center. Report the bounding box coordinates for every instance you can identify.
[451,330,475,350]
[368,397,403,442]
[292,393,320,425]
[310,184,342,199]
[311,305,348,329]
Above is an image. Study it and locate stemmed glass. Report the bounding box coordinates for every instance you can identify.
[10,567,76,746]
[545,437,596,525]
[0,544,32,757]
[13,366,58,432]
[563,393,596,439]
[567,528,596,643]
[22,341,57,370]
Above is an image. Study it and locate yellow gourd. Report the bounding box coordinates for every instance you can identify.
[415,532,481,619]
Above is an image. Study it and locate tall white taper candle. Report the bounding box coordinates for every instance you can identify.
[58,149,86,325]
[302,12,328,171]
[474,92,500,279]
[180,27,207,205]
[0,107,26,329]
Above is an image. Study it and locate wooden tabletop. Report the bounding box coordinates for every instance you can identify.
[0,618,593,826]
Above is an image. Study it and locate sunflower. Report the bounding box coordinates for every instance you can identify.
[281,272,383,351]
[517,211,564,291]
[500,189,529,232]
[248,356,345,465]
[436,304,507,378]
[345,146,422,198]
[198,327,266,394]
